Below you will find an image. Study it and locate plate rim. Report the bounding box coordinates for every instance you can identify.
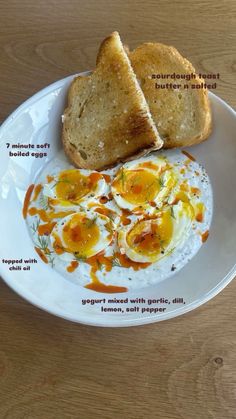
[0,73,236,327]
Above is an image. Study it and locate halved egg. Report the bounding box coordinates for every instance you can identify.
[51,211,114,260]
[111,158,178,213]
[43,169,108,211]
[118,201,193,263]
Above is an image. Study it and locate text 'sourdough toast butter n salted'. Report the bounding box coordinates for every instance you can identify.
[129,42,212,148]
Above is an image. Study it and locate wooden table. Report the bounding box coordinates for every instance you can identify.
[1,1,236,418]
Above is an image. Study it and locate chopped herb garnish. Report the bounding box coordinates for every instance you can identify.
[144,180,156,200]
[112,258,122,267]
[74,253,86,262]
[37,235,49,251]
[30,217,40,234]
[85,217,97,228]
[52,179,72,189]
[170,206,176,219]
[159,175,165,188]
[98,259,103,270]
[47,255,55,268]
[38,195,49,210]
[118,167,127,191]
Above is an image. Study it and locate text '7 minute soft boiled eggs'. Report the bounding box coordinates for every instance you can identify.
[24,151,213,292]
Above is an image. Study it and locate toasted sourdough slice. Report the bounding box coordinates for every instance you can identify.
[62,32,163,170]
[129,43,212,148]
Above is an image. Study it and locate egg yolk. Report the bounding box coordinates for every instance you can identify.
[55,170,91,202]
[62,214,100,257]
[113,169,160,205]
[127,212,173,256]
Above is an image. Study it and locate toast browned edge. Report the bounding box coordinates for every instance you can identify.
[62,32,163,170]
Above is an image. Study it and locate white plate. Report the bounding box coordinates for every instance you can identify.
[0,73,236,327]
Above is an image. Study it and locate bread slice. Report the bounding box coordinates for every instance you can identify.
[129,43,212,148]
[62,32,163,170]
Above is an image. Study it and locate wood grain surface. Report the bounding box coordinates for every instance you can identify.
[0,1,236,418]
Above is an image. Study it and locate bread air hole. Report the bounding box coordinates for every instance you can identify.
[79,150,88,160]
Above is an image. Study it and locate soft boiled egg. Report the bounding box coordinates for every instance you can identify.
[111,158,178,213]
[51,211,114,261]
[118,201,193,263]
[43,169,108,211]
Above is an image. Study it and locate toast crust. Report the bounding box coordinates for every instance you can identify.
[129,42,212,149]
[62,33,163,170]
